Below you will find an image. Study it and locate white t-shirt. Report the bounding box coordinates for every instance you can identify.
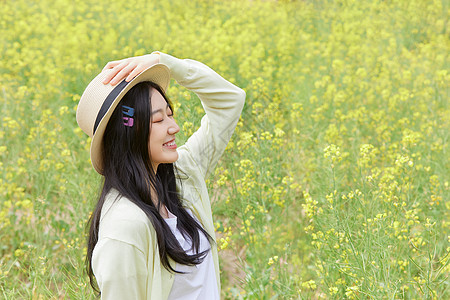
[164,207,220,300]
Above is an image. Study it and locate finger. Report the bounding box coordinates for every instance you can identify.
[125,64,148,82]
[102,61,118,71]
[102,61,130,84]
[110,63,138,86]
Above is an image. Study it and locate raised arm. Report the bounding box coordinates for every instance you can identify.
[101,51,246,179]
[156,52,246,179]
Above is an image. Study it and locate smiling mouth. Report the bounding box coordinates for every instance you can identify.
[163,139,176,147]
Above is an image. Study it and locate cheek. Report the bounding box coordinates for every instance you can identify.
[149,127,164,147]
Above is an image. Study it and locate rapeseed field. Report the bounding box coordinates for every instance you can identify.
[1,0,448,298]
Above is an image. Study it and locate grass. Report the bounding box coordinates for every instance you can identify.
[1,0,448,298]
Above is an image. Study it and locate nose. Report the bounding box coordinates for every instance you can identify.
[168,118,180,135]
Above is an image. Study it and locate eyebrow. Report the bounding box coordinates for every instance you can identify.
[151,104,171,115]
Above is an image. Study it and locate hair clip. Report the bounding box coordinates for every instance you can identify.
[123,117,134,127]
[122,105,135,117]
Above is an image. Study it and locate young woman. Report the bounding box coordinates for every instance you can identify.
[76,51,246,299]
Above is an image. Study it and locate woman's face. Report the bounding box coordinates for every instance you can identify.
[148,88,180,170]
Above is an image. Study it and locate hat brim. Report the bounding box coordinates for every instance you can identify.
[90,64,171,174]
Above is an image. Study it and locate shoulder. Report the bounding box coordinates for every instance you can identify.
[101,189,148,222]
[98,189,156,252]
[175,145,198,177]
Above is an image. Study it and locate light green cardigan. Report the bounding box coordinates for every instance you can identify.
[91,52,246,299]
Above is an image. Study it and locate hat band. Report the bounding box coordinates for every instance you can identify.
[93,80,129,135]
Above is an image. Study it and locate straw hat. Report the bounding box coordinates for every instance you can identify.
[76,64,171,174]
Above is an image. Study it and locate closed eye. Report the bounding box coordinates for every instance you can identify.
[152,106,173,123]
[154,114,173,123]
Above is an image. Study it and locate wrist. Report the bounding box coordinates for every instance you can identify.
[150,51,161,63]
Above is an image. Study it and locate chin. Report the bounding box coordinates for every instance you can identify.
[171,153,179,163]
[166,152,179,163]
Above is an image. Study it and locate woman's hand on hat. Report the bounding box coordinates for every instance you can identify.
[101,53,160,86]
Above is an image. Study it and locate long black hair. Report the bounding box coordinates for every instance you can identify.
[86,81,214,293]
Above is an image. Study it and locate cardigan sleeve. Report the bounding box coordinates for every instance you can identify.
[92,238,148,299]
[156,52,246,180]
[92,196,154,299]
